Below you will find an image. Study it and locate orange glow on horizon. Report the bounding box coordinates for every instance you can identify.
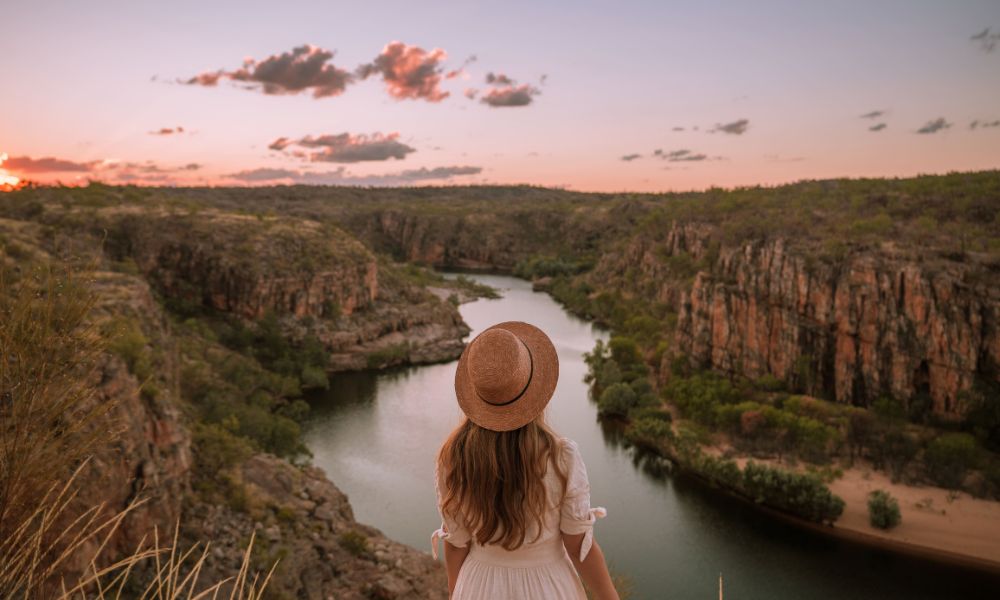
[0,152,24,191]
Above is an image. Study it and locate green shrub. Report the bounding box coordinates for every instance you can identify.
[598,383,638,418]
[665,372,740,427]
[513,255,587,279]
[849,212,893,237]
[924,433,979,489]
[847,409,877,463]
[597,360,623,389]
[625,417,674,452]
[867,490,901,530]
[338,530,370,557]
[877,428,919,482]
[609,336,644,374]
[623,314,663,346]
[961,380,1000,452]
[873,396,906,423]
[105,317,152,380]
[741,461,845,523]
[366,342,409,368]
[300,364,329,390]
[756,374,785,392]
[693,455,742,489]
[192,422,253,477]
[628,405,672,423]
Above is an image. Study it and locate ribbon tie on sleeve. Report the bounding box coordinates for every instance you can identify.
[578,506,607,562]
[431,526,448,560]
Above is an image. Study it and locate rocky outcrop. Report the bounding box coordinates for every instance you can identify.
[185,454,447,600]
[81,274,190,551]
[655,228,999,417]
[108,210,378,320]
[57,271,446,596]
[1,211,454,594]
[103,209,470,370]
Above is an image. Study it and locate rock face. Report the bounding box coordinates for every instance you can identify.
[626,225,1000,417]
[105,209,470,370]
[0,209,455,595]
[60,271,447,597]
[186,454,447,600]
[351,206,1000,418]
[67,272,191,572]
[677,241,998,416]
[109,211,378,320]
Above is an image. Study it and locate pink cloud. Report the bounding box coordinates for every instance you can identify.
[228,164,481,185]
[149,126,185,136]
[186,45,353,98]
[3,155,202,185]
[481,83,539,107]
[3,156,100,173]
[270,132,415,163]
[485,72,514,85]
[357,41,449,102]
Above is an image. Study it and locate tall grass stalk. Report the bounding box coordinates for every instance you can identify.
[0,261,275,598]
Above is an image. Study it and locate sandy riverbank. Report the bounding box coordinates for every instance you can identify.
[827,467,1000,569]
[718,451,1000,570]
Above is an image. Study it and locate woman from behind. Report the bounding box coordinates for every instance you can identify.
[432,321,620,600]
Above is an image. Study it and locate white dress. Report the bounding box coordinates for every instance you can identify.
[432,438,607,600]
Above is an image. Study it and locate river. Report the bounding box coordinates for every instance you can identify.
[304,274,999,599]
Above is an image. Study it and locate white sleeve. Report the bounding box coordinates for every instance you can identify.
[431,460,472,559]
[558,439,607,561]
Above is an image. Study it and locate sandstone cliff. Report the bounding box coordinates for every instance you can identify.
[588,223,1000,418]
[54,270,445,597]
[75,272,191,566]
[1,208,451,597]
[103,209,470,371]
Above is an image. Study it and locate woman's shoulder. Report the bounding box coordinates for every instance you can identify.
[556,436,584,467]
[558,436,579,452]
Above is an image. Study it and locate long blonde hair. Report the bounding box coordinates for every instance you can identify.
[438,415,568,550]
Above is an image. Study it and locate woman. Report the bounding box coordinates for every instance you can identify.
[432,321,620,600]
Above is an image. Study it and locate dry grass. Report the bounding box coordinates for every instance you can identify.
[0,260,275,599]
[2,460,275,600]
[0,263,114,534]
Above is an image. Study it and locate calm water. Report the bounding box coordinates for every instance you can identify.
[304,274,1000,599]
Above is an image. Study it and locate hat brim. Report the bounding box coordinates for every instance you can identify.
[454,321,559,432]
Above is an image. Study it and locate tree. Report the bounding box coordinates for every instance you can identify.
[878,428,919,482]
[961,379,1000,452]
[847,410,876,465]
[924,433,979,489]
[597,383,638,418]
[867,490,901,530]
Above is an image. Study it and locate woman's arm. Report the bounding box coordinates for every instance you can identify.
[562,532,620,600]
[443,540,471,596]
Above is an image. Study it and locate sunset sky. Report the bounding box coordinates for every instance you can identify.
[2,0,999,192]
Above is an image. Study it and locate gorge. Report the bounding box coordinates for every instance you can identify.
[1,171,998,598]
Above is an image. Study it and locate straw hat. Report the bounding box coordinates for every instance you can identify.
[454,321,559,432]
